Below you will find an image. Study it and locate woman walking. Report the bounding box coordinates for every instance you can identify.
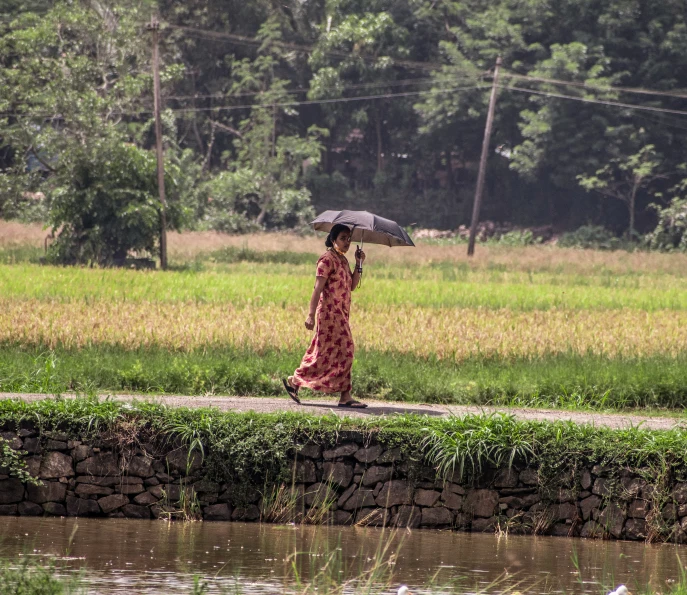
[283,223,367,408]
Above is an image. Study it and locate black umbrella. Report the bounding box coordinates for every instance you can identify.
[311,210,415,247]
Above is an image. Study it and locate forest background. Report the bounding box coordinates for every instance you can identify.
[2,0,687,263]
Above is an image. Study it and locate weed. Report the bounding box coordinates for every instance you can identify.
[421,413,537,482]
[0,557,86,594]
[158,484,202,522]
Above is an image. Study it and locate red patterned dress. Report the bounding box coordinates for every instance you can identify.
[291,250,354,393]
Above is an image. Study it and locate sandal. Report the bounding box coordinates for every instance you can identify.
[337,400,368,409]
[282,378,301,405]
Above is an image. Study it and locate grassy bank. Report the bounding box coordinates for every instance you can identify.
[3,345,687,410]
[2,397,687,484]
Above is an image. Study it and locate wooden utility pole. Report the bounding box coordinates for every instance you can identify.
[147,16,168,270]
[467,56,502,257]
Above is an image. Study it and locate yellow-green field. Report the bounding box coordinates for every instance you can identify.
[2,222,687,409]
[3,300,686,360]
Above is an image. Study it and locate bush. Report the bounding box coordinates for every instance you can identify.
[495,230,540,246]
[557,225,623,250]
[646,197,687,252]
[203,169,314,233]
[46,137,185,266]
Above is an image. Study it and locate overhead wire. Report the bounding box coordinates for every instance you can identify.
[143,83,490,114]
[162,76,465,102]
[166,24,444,72]
[172,24,687,105]
[501,85,687,118]
[501,71,687,101]
[0,83,490,119]
[6,18,687,126]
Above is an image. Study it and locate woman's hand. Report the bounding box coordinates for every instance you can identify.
[305,315,315,331]
[355,246,366,265]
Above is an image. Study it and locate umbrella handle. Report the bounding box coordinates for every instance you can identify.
[356,231,364,263]
[356,231,364,288]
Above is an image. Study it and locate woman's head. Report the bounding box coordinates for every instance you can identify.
[325,224,352,253]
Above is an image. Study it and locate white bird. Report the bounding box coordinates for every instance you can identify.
[608,585,631,595]
[398,586,413,595]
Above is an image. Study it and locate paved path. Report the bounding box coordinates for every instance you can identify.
[2,392,686,431]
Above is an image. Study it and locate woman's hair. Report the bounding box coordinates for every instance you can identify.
[325,223,351,248]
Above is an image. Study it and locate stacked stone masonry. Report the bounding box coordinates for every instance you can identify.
[0,429,685,542]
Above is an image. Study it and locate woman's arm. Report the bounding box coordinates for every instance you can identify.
[351,247,366,291]
[305,276,327,330]
[351,268,361,291]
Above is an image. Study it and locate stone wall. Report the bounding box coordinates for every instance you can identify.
[1,428,685,542]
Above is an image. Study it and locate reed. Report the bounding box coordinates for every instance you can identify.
[0,557,85,594]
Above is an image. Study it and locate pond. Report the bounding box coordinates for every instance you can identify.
[1,517,685,594]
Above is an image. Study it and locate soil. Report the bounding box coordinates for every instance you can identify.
[3,392,686,430]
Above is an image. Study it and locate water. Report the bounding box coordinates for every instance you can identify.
[1,517,686,594]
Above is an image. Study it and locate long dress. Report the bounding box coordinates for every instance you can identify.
[291,249,354,393]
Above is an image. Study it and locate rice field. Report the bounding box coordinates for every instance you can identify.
[3,299,686,360]
[4,262,687,310]
[3,222,687,408]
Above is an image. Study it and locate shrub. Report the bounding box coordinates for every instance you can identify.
[646,197,687,252]
[557,225,622,250]
[495,230,540,247]
[46,137,185,266]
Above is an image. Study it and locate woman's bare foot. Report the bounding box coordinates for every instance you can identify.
[338,391,367,408]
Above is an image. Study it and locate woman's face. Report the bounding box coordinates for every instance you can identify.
[333,229,352,253]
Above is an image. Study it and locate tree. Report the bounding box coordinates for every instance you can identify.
[646,177,687,251]
[204,19,325,230]
[47,135,186,265]
[0,0,154,219]
[577,144,663,237]
[308,7,412,176]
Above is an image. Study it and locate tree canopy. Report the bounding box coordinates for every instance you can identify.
[2,0,687,259]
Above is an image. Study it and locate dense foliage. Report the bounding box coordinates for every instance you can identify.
[1,0,687,259]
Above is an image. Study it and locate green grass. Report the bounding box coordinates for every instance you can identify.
[0,246,44,265]
[2,246,687,412]
[2,397,687,482]
[5,262,687,310]
[3,344,687,410]
[0,557,85,595]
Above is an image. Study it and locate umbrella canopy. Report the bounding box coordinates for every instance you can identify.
[311,210,415,247]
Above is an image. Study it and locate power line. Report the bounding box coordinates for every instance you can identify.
[149,83,489,114]
[173,25,687,105]
[502,72,687,101]
[0,83,489,119]
[502,85,687,118]
[166,24,443,72]
[163,75,478,102]
[633,110,687,133]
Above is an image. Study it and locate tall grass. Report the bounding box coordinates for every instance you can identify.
[5,262,687,310]
[2,227,687,409]
[6,220,687,274]
[0,558,85,595]
[3,346,687,409]
[2,299,686,359]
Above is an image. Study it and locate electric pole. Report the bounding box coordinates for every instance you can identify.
[467,56,502,257]
[147,15,168,270]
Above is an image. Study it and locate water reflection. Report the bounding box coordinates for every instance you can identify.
[1,517,686,594]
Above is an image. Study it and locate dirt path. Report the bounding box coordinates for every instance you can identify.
[3,392,686,431]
